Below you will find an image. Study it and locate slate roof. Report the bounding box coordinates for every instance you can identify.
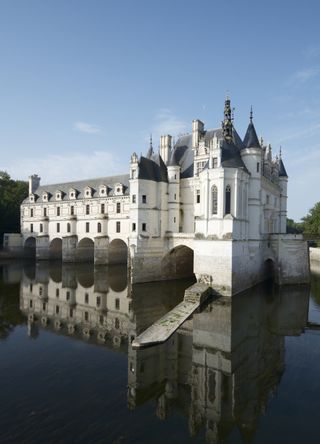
[243,121,261,149]
[138,154,168,182]
[279,158,288,177]
[23,173,130,203]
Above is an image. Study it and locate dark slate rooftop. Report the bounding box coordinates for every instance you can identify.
[24,173,130,203]
[279,158,288,177]
[138,154,168,182]
[243,121,261,149]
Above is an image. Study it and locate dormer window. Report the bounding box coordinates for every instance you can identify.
[42,192,49,202]
[55,190,63,201]
[29,194,35,203]
[84,186,93,198]
[99,185,108,197]
[69,188,77,200]
[114,183,124,196]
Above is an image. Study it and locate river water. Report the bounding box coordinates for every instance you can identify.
[0,260,319,444]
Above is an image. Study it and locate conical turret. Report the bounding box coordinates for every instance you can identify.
[243,107,260,149]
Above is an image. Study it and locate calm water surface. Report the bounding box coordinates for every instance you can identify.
[0,260,320,444]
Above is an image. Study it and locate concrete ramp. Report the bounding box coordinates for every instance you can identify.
[132,283,212,349]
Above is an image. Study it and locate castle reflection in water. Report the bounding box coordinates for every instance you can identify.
[18,262,309,443]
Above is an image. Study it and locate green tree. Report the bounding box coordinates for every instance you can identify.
[302,202,320,236]
[0,171,28,246]
[286,217,304,234]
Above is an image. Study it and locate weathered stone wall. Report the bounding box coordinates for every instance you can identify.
[310,247,320,274]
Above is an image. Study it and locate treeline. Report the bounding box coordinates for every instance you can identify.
[0,171,28,247]
[287,202,320,238]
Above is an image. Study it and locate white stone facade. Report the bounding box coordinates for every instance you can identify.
[15,99,310,295]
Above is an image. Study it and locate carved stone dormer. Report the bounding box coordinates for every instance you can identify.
[55,190,64,201]
[84,186,93,198]
[114,183,124,196]
[69,188,78,200]
[99,184,109,197]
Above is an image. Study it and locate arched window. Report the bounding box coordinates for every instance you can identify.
[97,222,102,233]
[225,185,231,215]
[67,223,71,233]
[211,185,218,214]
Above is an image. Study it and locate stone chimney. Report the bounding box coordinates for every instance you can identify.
[28,174,41,194]
[192,119,204,149]
[160,135,172,165]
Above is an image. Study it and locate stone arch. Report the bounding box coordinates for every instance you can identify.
[109,239,128,265]
[76,238,94,262]
[24,237,36,258]
[161,245,194,280]
[49,238,62,260]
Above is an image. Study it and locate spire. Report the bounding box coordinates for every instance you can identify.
[278,147,288,177]
[222,97,233,143]
[146,134,154,159]
[243,107,260,149]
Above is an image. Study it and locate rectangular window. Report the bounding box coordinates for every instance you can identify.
[29,299,33,308]
[115,298,120,310]
[86,204,90,215]
[116,221,121,233]
[266,194,270,205]
[86,222,89,233]
[69,309,73,318]
[142,223,146,232]
[96,296,101,307]
[213,157,218,168]
[39,286,43,296]
[42,302,46,311]
[196,190,200,204]
[257,162,260,173]
[66,291,70,301]
[142,195,147,204]
[57,206,60,216]
[57,223,60,233]
[174,193,176,200]
[30,284,33,293]
[116,202,121,213]
[132,194,136,203]
[101,203,105,214]
[56,288,59,297]
[174,217,176,223]
[70,205,74,215]
[56,305,59,315]
[40,223,43,233]
[132,223,136,232]
[30,208,34,217]
[43,207,47,217]
[99,315,104,325]
[85,293,89,304]
[30,223,33,233]
[84,311,89,322]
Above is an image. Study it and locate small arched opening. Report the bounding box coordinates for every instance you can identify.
[264,258,275,281]
[49,238,62,260]
[161,245,194,280]
[109,239,128,266]
[76,238,94,262]
[24,237,36,258]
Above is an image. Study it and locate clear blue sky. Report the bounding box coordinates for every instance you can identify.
[0,0,319,220]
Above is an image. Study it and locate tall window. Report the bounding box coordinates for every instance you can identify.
[212,185,218,215]
[225,185,231,215]
[142,195,147,204]
[43,207,47,217]
[97,222,101,233]
[257,162,260,173]
[213,157,218,168]
[57,206,60,216]
[57,223,60,233]
[67,223,71,233]
[86,204,90,215]
[30,208,34,217]
[132,222,136,232]
[132,195,136,203]
[70,205,74,215]
[86,222,89,233]
[196,190,200,204]
[116,221,121,233]
[142,223,146,232]
[40,223,43,233]
[30,223,33,233]
[101,203,105,214]
[116,202,121,213]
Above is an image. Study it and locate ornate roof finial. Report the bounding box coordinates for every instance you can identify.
[279,146,282,158]
[150,134,153,149]
[250,105,253,123]
[222,96,233,143]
